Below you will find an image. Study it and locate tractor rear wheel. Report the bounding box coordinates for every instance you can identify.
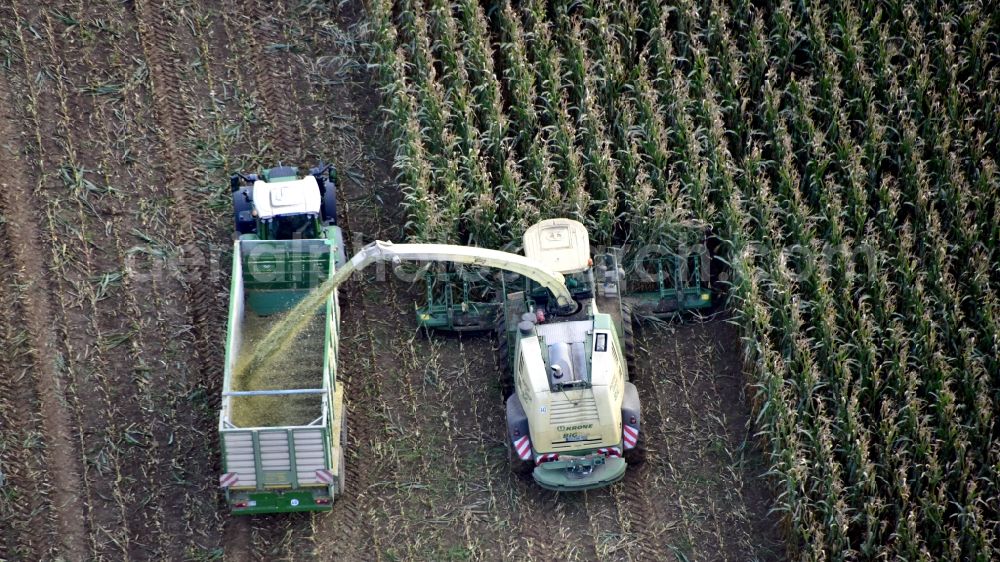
[622,304,637,381]
[624,431,646,466]
[320,179,338,225]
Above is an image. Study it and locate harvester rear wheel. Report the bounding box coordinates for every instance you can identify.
[509,446,533,476]
[624,431,646,466]
[622,304,637,381]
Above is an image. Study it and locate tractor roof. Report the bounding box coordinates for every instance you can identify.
[253,176,322,220]
[522,218,591,274]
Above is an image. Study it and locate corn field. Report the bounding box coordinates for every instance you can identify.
[371,0,1000,558]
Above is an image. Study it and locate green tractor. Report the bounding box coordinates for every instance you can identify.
[231,164,339,242]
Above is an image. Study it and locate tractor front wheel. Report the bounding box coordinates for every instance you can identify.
[232,188,256,235]
[320,180,338,225]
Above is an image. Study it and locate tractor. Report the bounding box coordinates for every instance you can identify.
[221,163,348,514]
[231,164,339,241]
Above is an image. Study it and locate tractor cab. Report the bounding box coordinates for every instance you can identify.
[253,172,322,239]
[231,164,339,241]
[230,163,347,270]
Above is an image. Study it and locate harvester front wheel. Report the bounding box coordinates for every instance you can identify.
[495,311,512,394]
[622,304,637,381]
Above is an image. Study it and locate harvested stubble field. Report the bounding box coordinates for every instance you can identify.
[1,1,995,562]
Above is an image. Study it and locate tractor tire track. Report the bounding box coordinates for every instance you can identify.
[0,101,55,562]
[0,48,89,562]
[312,192,393,559]
[306,45,422,552]
[134,0,222,390]
[154,2,233,552]
[239,0,300,162]
[133,0,231,553]
[0,16,57,560]
[454,336,512,558]
[2,3,121,557]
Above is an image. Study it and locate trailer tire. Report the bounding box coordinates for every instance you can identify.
[622,304,637,381]
[338,413,347,495]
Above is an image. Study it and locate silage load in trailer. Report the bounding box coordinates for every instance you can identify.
[218,238,345,514]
